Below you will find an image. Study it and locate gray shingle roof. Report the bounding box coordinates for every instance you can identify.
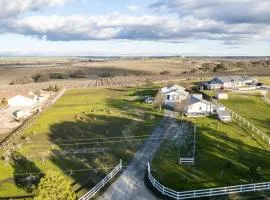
[215,76,254,83]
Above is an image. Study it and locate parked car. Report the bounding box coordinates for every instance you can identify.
[145,97,154,104]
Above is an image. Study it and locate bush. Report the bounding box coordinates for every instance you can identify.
[33,74,50,82]
[49,72,69,79]
[10,76,33,85]
[160,70,171,75]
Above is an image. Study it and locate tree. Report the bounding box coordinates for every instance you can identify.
[1,98,8,107]
[34,171,76,200]
[174,97,189,116]
[54,85,60,92]
[153,89,164,110]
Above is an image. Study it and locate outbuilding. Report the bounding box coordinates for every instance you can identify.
[8,95,35,107]
[216,90,228,99]
[217,106,232,122]
[13,110,32,119]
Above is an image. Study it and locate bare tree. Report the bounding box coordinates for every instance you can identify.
[153,89,164,111]
[174,97,190,117]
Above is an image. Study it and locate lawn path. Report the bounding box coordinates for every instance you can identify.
[99,110,177,200]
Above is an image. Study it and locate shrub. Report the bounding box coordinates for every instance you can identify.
[10,76,33,85]
[160,70,171,75]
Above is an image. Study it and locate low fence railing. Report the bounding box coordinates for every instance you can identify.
[78,160,122,200]
[148,163,270,199]
[179,127,196,165]
[211,99,270,145]
[179,158,194,165]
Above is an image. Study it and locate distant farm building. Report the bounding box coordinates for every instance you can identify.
[217,106,232,122]
[8,95,36,107]
[8,91,48,107]
[185,94,215,117]
[204,76,257,90]
[161,84,189,108]
[216,90,228,99]
[13,110,32,119]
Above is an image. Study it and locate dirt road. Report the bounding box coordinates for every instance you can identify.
[99,110,177,200]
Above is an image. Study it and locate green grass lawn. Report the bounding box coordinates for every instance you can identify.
[0,87,162,197]
[220,92,270,136]
[151,116,270,192]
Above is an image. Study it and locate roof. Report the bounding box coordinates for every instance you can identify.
[213,76,254,84]
[188,95,212,106]
[161,84,188,95]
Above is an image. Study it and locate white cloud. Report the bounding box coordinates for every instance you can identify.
[127,5,140,12]
[1,13,269,45]
[0,0,67,18]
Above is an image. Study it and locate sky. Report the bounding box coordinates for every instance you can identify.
[0,0,270,56]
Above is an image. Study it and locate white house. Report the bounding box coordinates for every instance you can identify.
[161,84,189,108]
[217,106,232,122]
[216,90,228,99]
[204,76,257,90]
[13,110,32,119]
[8,95,36,107]
[185,94,215,117]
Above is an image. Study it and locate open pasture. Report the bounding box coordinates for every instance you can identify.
[151,116,270,196]
[0,87,162,197]
[221,92,270,136]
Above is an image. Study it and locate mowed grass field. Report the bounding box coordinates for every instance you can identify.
[221,92,270,136]
[151,116,270,192]
[0,87,162,197]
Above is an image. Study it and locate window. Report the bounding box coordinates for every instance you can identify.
[167,95,170,100]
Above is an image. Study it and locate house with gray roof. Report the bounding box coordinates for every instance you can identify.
[204,76,257,90]
[185,94,215,117]
[161,84,189,108]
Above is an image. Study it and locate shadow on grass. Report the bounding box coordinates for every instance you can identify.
[11,151,42,193]
[151,118,270,192]
[44,88,163,196]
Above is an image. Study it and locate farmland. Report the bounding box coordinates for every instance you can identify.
[151,116,270,195]
[221,92,270,136]
[0,87,163,197]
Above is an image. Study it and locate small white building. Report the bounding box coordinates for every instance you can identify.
[8,90,47,108]
[185,94,215,117]
[216,90,228,99]
[161,84,189,108]
[8,95,35,107]
[217,106,232,122]
[204,76,257,90]
[13,110,32,119]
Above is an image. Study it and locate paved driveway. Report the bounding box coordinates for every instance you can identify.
[99,110,177,200]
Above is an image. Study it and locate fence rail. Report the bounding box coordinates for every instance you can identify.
[179,158,194,165]
[179,127,196,165]
[78,160,122,200]
[148,163,270,199]
[211,99,270,145]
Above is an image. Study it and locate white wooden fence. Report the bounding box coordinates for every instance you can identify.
[179,158,194,165]
[148,163,270,199]
[78,160,122,200]
[211,99,270,145]
[179,127,196,165]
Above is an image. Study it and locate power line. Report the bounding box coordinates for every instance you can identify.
[24,134,153,144]
[13,165,132,176]
[23,136,167,149]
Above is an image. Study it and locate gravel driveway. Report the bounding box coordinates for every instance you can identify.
[99,110,177,200]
